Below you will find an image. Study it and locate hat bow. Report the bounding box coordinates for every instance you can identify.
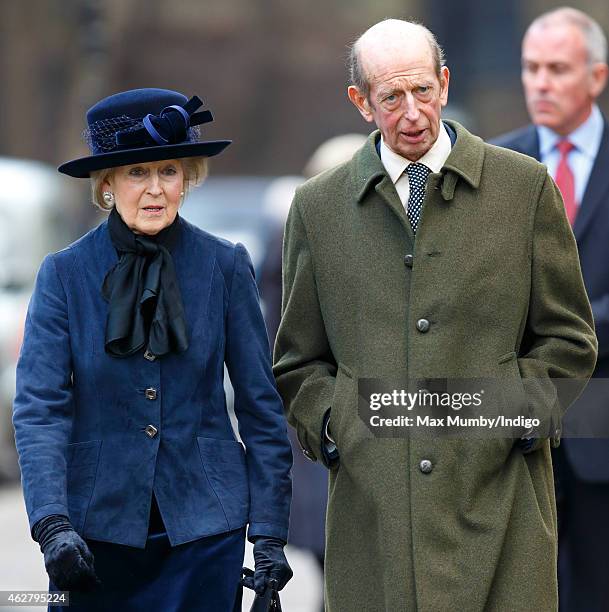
[115,96,213,148]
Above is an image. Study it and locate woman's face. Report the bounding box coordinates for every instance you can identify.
[103,159,185,235]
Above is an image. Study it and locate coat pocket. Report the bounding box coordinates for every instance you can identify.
[498,351,527,400]
[197,437,250,529]
[497,351,530,437]
[66,440,102,533]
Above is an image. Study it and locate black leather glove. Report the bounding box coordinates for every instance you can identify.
[32,515,100,591]
[516,437,537,452]
[245,536,293,595]
[321,409,339,466]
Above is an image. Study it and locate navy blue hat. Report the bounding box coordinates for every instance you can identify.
[58,88,231,178]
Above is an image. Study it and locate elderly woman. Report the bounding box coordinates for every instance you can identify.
[12,88,292,611]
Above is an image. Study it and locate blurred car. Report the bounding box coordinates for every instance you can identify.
[0,157,81,480]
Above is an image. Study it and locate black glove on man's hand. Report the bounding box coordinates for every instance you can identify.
[32,515,100,591]
[516,437,538,452]
[246,536,293,595]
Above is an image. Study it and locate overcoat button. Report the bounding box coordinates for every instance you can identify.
[144,349,156,361]
[419,459,433,474]
[145,425,158,438]
[404,254,414,268]
[145,387,158,400]
[416,319,430,333]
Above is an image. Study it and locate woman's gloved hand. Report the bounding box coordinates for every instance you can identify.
[245,536,293,595]
[32,514,100,591]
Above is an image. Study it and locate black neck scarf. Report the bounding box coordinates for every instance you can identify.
[102,207,189,358]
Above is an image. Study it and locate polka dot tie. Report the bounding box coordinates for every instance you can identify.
[406,163,431,234]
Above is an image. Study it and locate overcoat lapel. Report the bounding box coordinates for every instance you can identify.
[353,123,486,242]
[354,136,410,234]
[440,120,484,196]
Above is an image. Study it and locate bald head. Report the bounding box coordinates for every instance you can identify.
[349,19,445,97]
[346,18,450,161]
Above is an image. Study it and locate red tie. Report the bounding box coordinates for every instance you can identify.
[555,140,577,226]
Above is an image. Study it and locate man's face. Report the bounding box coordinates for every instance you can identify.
[348,38,449,161]
[522,24,605,135]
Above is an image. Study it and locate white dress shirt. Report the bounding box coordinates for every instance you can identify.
[380,123,452,211]
[537,104,603,207]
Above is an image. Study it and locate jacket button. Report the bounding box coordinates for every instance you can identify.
[145,425,158,438]
[145,387,157,400]
[419,459,433,474]
[404,254,414,268]
[416,318,430,333]
[144,349,156,361]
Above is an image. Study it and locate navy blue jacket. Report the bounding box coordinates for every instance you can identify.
[13,217,292,548]
[492,119,609,481]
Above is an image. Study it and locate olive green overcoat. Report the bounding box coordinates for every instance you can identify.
[273,121,597,612]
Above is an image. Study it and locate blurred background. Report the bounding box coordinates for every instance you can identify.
[1,1,608,610]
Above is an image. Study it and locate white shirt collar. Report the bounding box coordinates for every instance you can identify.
[380,122,452,184]
[537,104,604,161]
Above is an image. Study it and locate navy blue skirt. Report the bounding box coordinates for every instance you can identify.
[50,495,245,611]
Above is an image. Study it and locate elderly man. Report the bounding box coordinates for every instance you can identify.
[274,18,597,612]
[492,8,609,611]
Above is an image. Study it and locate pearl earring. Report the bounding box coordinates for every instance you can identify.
[102,191,115,205]
[180,191,185,196]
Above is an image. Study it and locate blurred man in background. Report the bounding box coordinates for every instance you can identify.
[492,8,609,611]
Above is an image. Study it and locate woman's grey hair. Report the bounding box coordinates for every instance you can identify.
[348,19,446,99]
[529,7,607,65]
[90,156,209,211]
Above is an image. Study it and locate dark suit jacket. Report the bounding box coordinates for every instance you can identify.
[492,119,609,481]
[13,217,292,548]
